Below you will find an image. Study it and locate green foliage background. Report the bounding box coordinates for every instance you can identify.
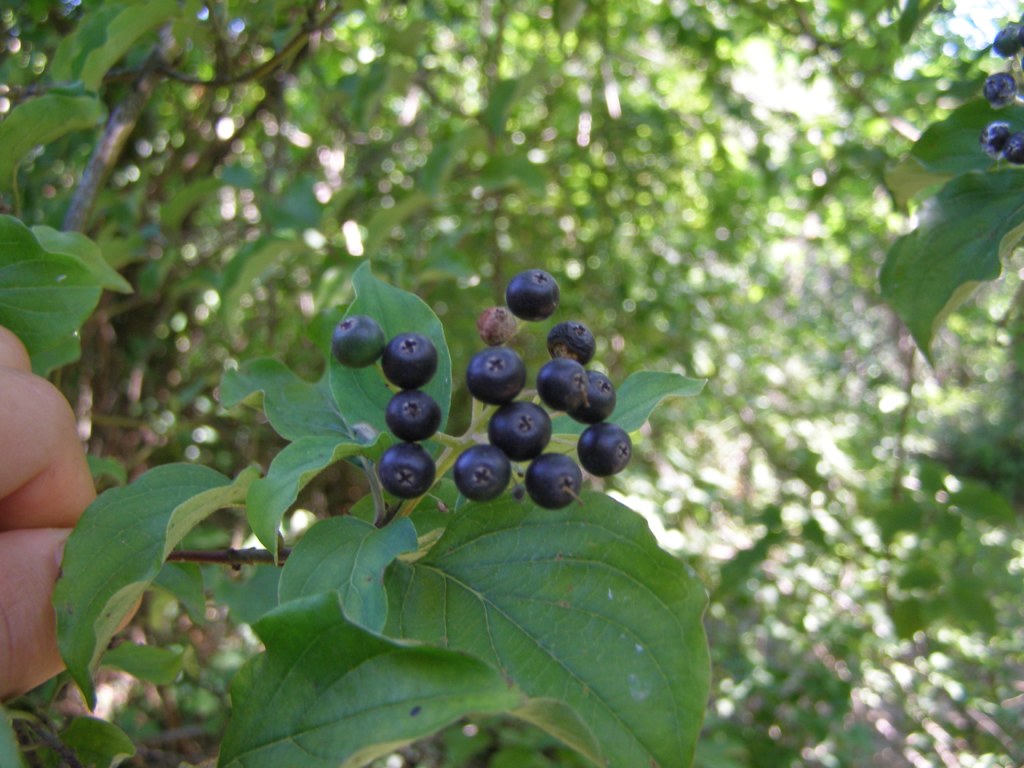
[2,0,1023,766]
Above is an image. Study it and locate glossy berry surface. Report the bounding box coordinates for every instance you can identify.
[568,370,617,424]
[525,453,582,509]
[377,442,436,498]
[984,72,1017,109]
[453,444,512,501]
[385,390,442,442]
[466,347,527,405]
[981,121,1012,159]
[331,315,386,368]
[477,306,519,346]
[382,333,438,389]
[488,401,552,461]
[994,24,1022,57]
[505,269,560,321]
[536,358,588,413]
[547,321,596,365]
[1004,131,1024,164]
[577,422,632,477]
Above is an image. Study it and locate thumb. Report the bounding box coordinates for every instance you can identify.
[0,528,71,701]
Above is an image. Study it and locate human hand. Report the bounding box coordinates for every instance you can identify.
[0,326,96,700]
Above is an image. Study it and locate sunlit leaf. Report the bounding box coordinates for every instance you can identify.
[218,593,522,768]
[385,493,710,767]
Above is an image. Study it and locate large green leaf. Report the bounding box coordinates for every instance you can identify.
[880,169,1024,357]
[247,435,379,555]
[385,493,710,767]
[49,0,179,90]
[0,707,24,768]
[329,263,452,431]
[278,517,418,632]
[61,717,136,768]
[220,358,348,441]
[0,92,106,192]
[31,226,133,294]
[552,371,706,436]
[0,215,104,374]
[218,593,523,768]
[220,237,309,329]
[54,464,255,707]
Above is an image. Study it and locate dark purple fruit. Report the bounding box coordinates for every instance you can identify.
[385,390,442,442]
[453,444,512,501]
[536,358,588,413]
[505,269,560,321]
[547,321,596,365]
[525,453,582,509]
[377,442,436,498]
[488,401,552,461]
[382,333,438,389]
[466,347,527,405]
[577,422,632,477]
[568,370,616,424]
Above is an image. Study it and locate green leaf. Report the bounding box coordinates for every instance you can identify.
[898,0,921,44]
[54,464,255,707]
[218,593,522,768]
[160,177,223,232]
[479,154,548,197]
[884,156,951,210]
[552,371,706,436]
[86,455,128,486]
[220,358,349,441]
[31,226,133,294]
[61,716,136,768]
[50,0,179,90]
[0,93,106,192]
[481,61,548,136]
[385,493,710,767]
[247,435,379,555]
[905,100,996,177]
[365,192,433,254]
[419,128,485,196]
[0,707,25,768]
[278,517,418,632]
[880,170,1024,357]
[153,562,207,624]
[102,643,184,686]
[329,263,452,431]
[0,215,104,375]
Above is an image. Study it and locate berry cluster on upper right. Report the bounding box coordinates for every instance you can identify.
[981,18,1024,163]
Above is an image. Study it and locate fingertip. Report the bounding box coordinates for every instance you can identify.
[0,326,32,373]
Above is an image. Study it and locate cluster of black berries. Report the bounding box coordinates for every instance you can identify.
[332,317,441,499]
[330,269,633,510]
[980,18,1024,163]
[456,269,632,509]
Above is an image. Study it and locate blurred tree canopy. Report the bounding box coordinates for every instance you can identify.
[1,0,1022,766]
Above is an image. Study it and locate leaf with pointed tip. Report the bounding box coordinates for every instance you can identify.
[247,435,380,555]
[54,464,256,707]
[278,517,418,631]
[0,215,105,375]
[881,169,1024,358]
[552,371,705,436]
[32,226,133,294]
[61,717,136,768]
[329,263,452,432]
[102,643,185,686]
[218,593,522,768]
[385,493,710,767]
[0,93,106,192]
[220,358,349,441]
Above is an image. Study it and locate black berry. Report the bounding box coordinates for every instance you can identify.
[331,315,386,368]
[385,390,442,442]
[453,444,512,501]
[466,347,527,405]
[1004,131,1024,164]
[525,453,582,509]
[568,370,616,424]
[377,442,436,498]
[477,306,519,346]
[547,321,596,365]
[577,422,632,477]
[994,24,1022,57]
[981,121,1012,158]
[382,333,438,389]
[505,269,560,321]
[984,72,1017,109]
[536,358,588,413]
[488,401,552,461]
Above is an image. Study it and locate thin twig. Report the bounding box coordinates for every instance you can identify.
[166,546,290,567]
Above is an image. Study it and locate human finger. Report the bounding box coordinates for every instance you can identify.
[0,528,70,701]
